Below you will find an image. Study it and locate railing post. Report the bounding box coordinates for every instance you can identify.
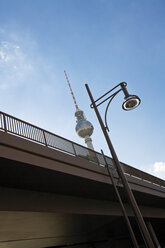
[93,150,100,165]
[3,113,7,132]
[72,143,77,157]
[43,130,47,146]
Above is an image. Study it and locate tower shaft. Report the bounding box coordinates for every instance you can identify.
[85,135,94,150]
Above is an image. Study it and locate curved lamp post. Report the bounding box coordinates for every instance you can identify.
[85,83,155,248]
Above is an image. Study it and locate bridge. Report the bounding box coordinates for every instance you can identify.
[0,111,164,248]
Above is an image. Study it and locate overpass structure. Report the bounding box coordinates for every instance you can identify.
[0,111,164,248]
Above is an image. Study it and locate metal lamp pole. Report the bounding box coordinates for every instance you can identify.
[85,83,155,248]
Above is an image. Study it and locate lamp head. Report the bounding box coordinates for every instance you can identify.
[122,95,141,111]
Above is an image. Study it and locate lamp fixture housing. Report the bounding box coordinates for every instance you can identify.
[122,95,141,111]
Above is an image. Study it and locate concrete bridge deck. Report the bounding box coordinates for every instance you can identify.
[0,111,164,248]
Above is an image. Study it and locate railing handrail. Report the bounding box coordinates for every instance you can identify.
[120,161,165,187]
[0,111,164,188]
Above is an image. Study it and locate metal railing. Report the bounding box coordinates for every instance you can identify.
[0,111,164,188]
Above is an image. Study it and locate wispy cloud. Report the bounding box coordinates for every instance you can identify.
[153,162,165,172]
[149,162,165,179]
[0,25,60,95]
[0,39,33,89]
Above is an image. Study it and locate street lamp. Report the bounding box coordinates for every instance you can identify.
[121,83,141,111]
[85,82,155,248]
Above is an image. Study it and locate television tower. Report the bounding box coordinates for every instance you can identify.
[64,70,94,150]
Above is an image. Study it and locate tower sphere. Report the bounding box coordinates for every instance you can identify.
[75,120,94,138]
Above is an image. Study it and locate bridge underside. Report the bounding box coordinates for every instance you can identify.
[0,209,164,248]
[0,159,164,247]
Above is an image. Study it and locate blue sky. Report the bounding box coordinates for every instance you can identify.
[0,0,165,179]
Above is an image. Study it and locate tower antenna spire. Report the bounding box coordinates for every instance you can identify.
[64,70,79,110]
